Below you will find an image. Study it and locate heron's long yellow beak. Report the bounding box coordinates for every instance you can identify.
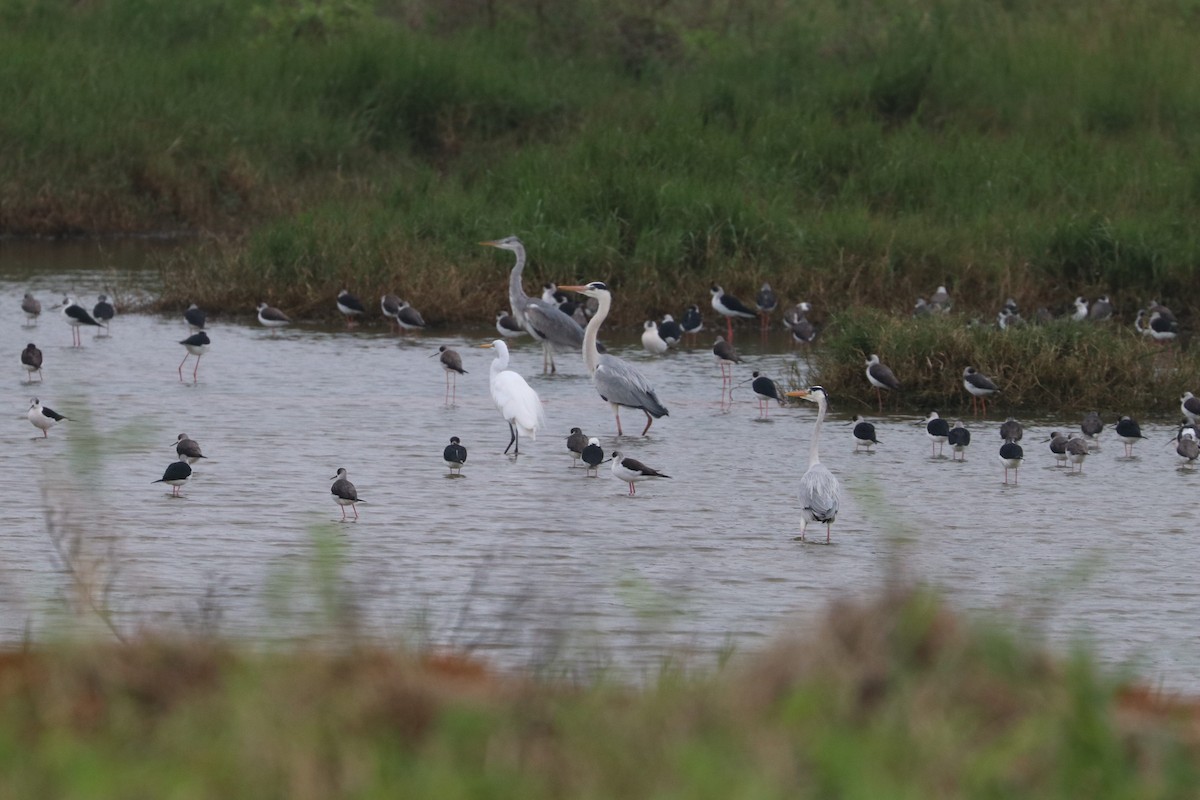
[479,342,495,348]
[557,284,588,293]
[479,240,499,247]
[786,390,809,398]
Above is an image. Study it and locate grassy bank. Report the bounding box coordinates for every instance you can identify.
[806,309,1200,413]
[5,0,1200,324]
[2,589,1197,797]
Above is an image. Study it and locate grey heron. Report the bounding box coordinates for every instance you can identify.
[481,236,587,374]
[784,386,841,543]
[559,282,669,437]
[482,339,546,454]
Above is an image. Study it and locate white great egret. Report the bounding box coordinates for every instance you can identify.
[558,282,668,437]
[482,339,546,454]
[481,236,586,374]
[784,386,841,544]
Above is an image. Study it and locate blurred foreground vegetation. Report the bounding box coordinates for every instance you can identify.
[4,589,1199,798]
[5,0,1200,326]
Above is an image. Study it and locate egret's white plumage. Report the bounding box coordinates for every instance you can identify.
[484,339,546,454]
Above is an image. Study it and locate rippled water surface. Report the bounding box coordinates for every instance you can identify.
[3,242,1200,689]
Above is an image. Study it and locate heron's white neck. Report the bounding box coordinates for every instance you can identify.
[507,243,529,323]
[490,342,511,377]
[809,396,826,469]
[580,291,610,376]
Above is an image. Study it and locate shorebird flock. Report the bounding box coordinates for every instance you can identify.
[16,244,1196,542]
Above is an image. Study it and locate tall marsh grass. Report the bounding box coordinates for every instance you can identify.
[6,0,1200,323]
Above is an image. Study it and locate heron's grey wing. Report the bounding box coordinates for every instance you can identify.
[523,300,584,349]
[800,464,840,523]
[595,355,669,417]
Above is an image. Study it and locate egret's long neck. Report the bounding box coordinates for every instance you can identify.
[507,244,529,322]
[581,292,609,376]
[809,398,825,468]
[490,344,510,378]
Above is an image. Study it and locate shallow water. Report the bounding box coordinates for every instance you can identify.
[3,244,1199,689]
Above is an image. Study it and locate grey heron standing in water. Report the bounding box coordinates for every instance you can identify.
[480,236,587,374]
[559,282,669,437]
[784,386,841,544]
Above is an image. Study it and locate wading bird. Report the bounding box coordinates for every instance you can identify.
[56,296,105,347]
[641,321,669,354]
[755,282,778,332]
[1089,295,1113,321]
[1048,431,1069,467]
[658,315,682,346]
[924,411,950,457]
[784,303,818,347]
[1081,411,1103,450]
[1181,392,1200,426]
[444,437,467,475]
[1114,415,1147,457]
[174,433,207,465]
[741,371,785,418]
[865,354,900,412]
[712,335,743,389]
[21,343,42,383]
[582,437,604,477]
[610,450,671,496]
[336,290,366,327]
[495,310,525,339]
[999,417,1023,443]
[154,457,192,498]
[710,284,758,340]
[482,339,546,455]
[178,331,210,383]
[256,302,290,333]
[559,282,669,437]
[21,293,41,326]
[432,345,467,405]
[185,303,207,333]
[481,236,586,374]
[784,386,841,544]
[566,427,588,467]
[93,294,115,336]
[1178,429,1200,469]
[948,420,971,461]
[394,299,426,333]
[28,398,67,438]
[962,367,999,416]
[680,304,703,342]
[851,415,879,452]
[1065,434,1089,474]
[330,467,364,520]
[999,438,1024,485]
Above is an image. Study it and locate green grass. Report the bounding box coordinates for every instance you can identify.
[805,308,1200,413]
[1,589,1197,797]
[7,0,1200,326]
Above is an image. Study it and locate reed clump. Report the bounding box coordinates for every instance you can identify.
[0,589,1196,797]
[808,308,1200,414]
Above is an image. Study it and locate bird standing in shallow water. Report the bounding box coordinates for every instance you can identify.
[483,339,546,455]
[755,282,778,333]
[850,415,879,452]
[1114,415,1147,457]
[330,467,364,520]
[336,290,365,328]
[999,439,1024,485]
[566,427,588,467]
[709,284,757,340]
[784,386,841,544]
[999,417,1023,443]
[1081,411,1103,450]
[658,315,682,346]
[610,450,671,496]
[582,438,604,477]
[1065,434,1088,474]
[174,433,207,464]
[178,331,210,383]
[432,345,467,405]
[712,335,743,390]
[93,295,115,336]
[1048,431,1069,467]
[184,303,206,333]
[680,304,703,342]
[57,296,105,347]
[948,420,971,461]
[495,310,525,339]
[559,282,669,437]
[444,437,467,475]
[864,354,900,412]
[21,343,42,383]
[640,321,669,355]
[962,367,998,416]
[924,411,950,457]
[742,371,785,418]
[257,302,290,333]
[21,293,41,326]
[1177,429,1200,469]
[154,457,192,497]
[394,300,426,334]
[27,398,67,438]
[1181,392,1200,426]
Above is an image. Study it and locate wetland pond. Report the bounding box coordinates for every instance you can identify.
[3,240,1200,690]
